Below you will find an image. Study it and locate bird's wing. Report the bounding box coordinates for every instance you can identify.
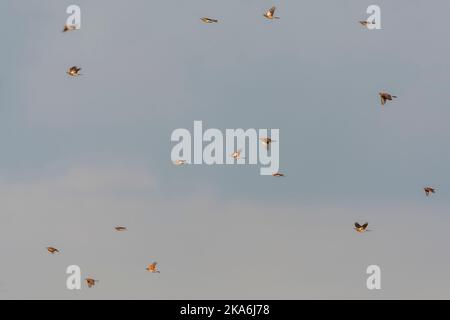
[362,223,368,229]
[354,223,361,228]
[269,6,276,16]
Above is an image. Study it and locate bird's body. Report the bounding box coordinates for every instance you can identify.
[231,150,244,160]
[263,6,280,20]
[272,172,285,177]
[260,137,275,149]
[63,24,77,32]
[146,262,160,273]
[85,278,98,288]
[46,247,59,254]
[424,187,436,196]
[67,66,82,76]
[201,17,218,24]
[359,20,375,28]
[379,92,397,105]
[354,222,369,233]
[115,226,127,231]
[173,159,187,166]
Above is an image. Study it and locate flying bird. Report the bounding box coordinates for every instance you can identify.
[263,6,280,20]
[379,92,397,106]
[173,159,187,166]
[201,17,218,24]
[354,222,369,233]
[272,173,285,177]
[231,149,244,160]
[85,278,98,288]
[260,137,275,149]
[424,187,436,196]
[146,262,160,273]
[115,226,127,231]
[67,66,82,77]
[359,20,375,28]
[63,24,77,32]
[46,247,59,254]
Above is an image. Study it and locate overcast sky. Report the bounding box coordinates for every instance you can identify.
[1,0,450,299]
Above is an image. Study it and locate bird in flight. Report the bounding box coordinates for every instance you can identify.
[263,6,280,20]
[201,17,218,24]
[67,66,82,77]
[146,262,160,273]
[46,247,59,254]
[359,20,376,28]
[424,187,436,196]
[272,172,285,177]
[231,149,244,160]
[354,222,369,233]
[379,92,397,106]
[63,24,78,32]
[85,278,98,288]
[260,137,275,149]
[173,159,187,166]
[115,226,127,231]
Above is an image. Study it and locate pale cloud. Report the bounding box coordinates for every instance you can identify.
[1,168,450,299]
[0,164,155,198]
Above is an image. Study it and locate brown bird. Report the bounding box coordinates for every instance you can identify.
[173,159,187,166]
[146,262,160,273]
[230,149,245,160]
[115,226,127,231]
[379,92,397,106]
[272,173,285,177]
[263,6,280,20]
[260,137,276,150]
[354,222,369,233]
[85,278,98,288]
[359,20,375,28]
[424,187,436,196]
[63,24,77,32]
[201,17,218,24]
[46,247,59,254]
[67,66,82,77]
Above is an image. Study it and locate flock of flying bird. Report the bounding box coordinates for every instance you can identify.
[48,5,438,289]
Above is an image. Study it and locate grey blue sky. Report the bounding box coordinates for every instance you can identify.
[1,0,450,299]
